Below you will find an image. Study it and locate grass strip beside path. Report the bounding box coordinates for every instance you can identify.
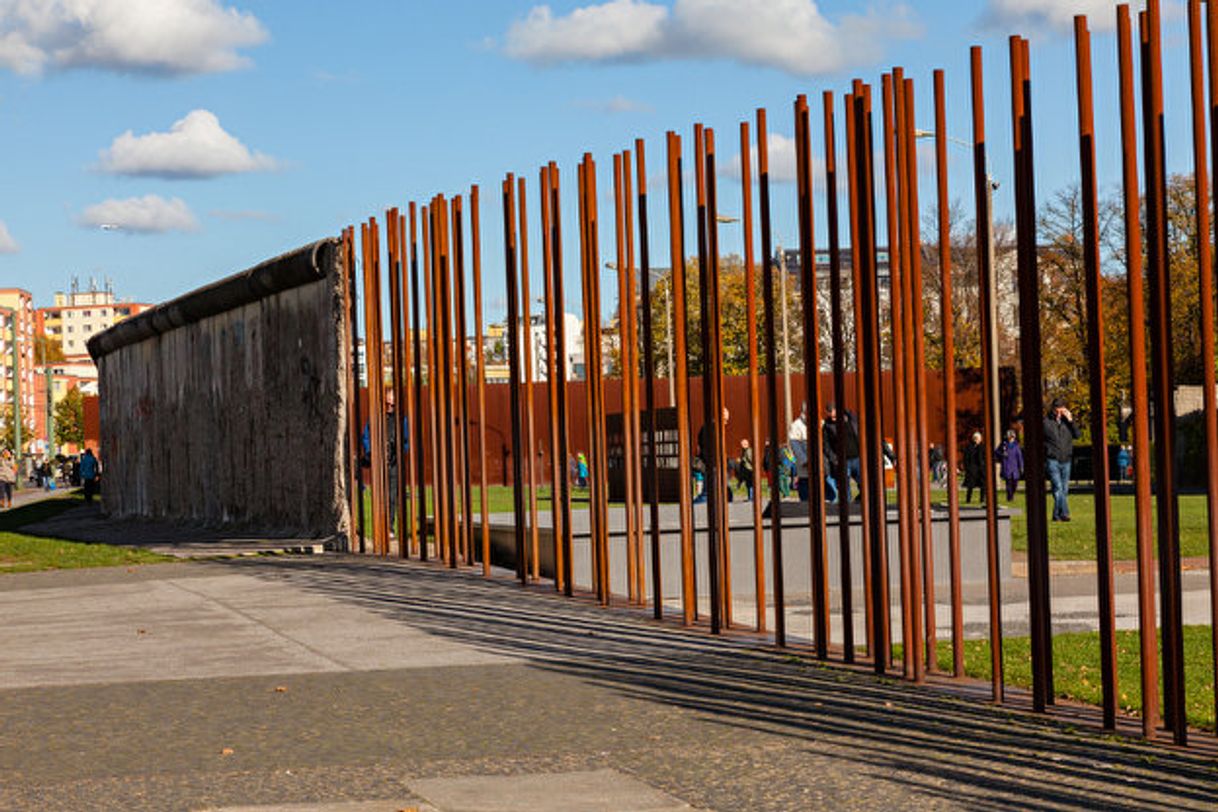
[898,626,1215,733]
[0,494,172,574]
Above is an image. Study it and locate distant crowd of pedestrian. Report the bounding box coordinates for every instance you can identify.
[0,448,102,509]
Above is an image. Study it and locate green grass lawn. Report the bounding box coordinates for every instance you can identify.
[901,626,1216,733]
[1005,491,1212,561]
[0,494,172,574]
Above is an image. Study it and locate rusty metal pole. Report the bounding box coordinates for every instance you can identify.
[1199,0,1218,736]
[361,219,390,557]
[387,206,406,555]
[756,112,786,645]
[854,86,890,675]
[667,132,697,625]
[386,208,403,550]
[637,140,664,618]
[899,72,925,680]
[541,165,565,592]
[549,163,575,595]
[1010,36,1053,711]
[468,189,490,574]
[440,196,461,568]
[581,155,611,603]
[341,228,364,554]
[1141,2,1186,744]
[705,128,732,628]
[795,95,829,656]
[822,91,854,660]
[592,155,613,603]
[901,77,937,674]
[847,91,882,663]
[694,124,724,633]
[453,196,475,566]
[740,120,767,633]
[409,205,426,558]
[447,201,465,564]
[399,213,419,557]
[884,74,916,679]
[1074,14,1118,730]
[426,203,447,564]
[623,149,646,604]
[422,204,439,562]
[503,176,527,583]
[438,196,460,568]
[613,153,640,604]
[578,162,600,597]
[1117,3,1159,740]
[933,71,965,678]
[971,46,1005,704]
[518,177,541,581]
[896,72,926,682]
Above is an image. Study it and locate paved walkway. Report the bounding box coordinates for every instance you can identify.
[1,555,1216,811]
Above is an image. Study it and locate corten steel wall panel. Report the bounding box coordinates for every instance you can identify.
[402,369,993,488]
[91,240,348,538]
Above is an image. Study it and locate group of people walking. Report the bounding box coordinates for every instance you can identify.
[0,447,102,509]
[683,395,1084,524]
[962,397,1080,520]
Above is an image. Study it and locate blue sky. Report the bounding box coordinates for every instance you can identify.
[0,1,1200,323]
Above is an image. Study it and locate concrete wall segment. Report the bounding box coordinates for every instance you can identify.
[93,239,348,539]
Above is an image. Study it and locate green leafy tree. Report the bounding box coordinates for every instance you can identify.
[35,333,65,364]
[0,404,30,453]
[630,255,803,380]
[53,386,85,449]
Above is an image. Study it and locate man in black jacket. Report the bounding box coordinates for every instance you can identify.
[1044,397,1081,521]
[822,403,862,503]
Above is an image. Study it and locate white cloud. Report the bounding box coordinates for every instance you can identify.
[504,0,920,75]
[0,0,267,76]
[981,0,1144,33]
[80,195,199,233]
[575,94,654,114]
[0,220,18,253]
[97,109,277,179]
[506,0,667,63]
[724,133,799,183]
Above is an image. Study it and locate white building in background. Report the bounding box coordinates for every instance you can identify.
[524,312,583,382]
[37,278,150,360]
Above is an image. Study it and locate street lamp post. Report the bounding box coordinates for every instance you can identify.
[915,128,1002,439]
[775,245,793,431]
[40,338,54,458]
[651,270,675,406]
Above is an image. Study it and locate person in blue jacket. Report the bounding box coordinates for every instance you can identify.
[79,448,101,504]
[995,429,1024,503]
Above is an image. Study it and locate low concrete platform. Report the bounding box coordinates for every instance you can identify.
[475,500,1012,609]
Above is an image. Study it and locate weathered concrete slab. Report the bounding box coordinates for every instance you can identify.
[90,240,349,538]
[0,569,515,689]
[410,770,693,812]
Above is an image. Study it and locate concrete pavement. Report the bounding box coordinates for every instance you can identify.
[1,555,1216,811]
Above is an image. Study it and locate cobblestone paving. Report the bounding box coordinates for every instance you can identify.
[1,556,1215,811]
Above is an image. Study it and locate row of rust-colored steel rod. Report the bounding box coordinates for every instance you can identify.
[338,0,1218,745]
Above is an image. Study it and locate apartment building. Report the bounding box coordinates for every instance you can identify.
[37,279,150,360]
[0,290,37,443]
